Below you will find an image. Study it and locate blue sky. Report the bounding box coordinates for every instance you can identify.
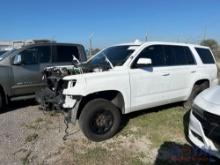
[0,0,220,48]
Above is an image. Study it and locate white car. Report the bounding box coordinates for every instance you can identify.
[189,86,220,159]
[39,41,219,141]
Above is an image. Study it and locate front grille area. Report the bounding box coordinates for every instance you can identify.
[57,80,69,91]
[192,107,220,147]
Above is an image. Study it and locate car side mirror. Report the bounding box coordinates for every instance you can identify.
[137,58,152,66]
[13,54,22,65]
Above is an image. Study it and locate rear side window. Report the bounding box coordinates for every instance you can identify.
[54,46,79,62]
[38,46,51,63]
[195,48,215,64]
[163,45,195,66]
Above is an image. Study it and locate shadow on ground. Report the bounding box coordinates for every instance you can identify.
[154,141,220,165]
[0,99,38,114]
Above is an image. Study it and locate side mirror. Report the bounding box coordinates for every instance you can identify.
[137,58,152,66]
[13,54,22,65]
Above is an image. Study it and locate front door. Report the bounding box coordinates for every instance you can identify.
[12,46,51,96]
[129,45,171,112]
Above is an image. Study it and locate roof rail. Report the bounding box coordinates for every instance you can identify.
[0,39,56,50]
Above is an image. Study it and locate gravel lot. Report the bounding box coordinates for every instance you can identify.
[0,101,219,165]
[0,101,81,164]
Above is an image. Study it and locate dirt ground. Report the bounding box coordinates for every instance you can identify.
[0,101,156,165]
[0,101,219,165]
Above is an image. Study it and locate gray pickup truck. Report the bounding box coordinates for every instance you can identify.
[0,42,87,110]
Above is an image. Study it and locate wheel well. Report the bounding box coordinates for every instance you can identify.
[77,90,125,119]
[194,79,210,87]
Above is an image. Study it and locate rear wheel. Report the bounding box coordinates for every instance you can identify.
[183,82,209,110]
[79,98,121,142]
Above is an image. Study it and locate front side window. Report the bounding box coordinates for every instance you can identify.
[20,47,38,65]
[132,45,165,68]
[195,48,215,64]
[38,46,51,63]
[172,46,189,65]
[54,46,79,62]
[163,45,176,66]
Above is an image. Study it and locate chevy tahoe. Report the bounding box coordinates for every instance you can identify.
[38,41,219,141]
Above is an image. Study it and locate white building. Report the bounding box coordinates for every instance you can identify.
[0,39,55,50]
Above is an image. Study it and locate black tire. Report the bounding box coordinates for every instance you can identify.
[183,82,209,110]
[79,98,121,142]
[0,91,5,111]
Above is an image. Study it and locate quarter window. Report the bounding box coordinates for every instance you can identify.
[195,48,215,64]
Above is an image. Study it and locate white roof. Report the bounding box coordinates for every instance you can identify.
[114,41,209,49]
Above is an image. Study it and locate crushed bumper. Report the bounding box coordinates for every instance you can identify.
[188,110,220,159]
[36,88,82,124]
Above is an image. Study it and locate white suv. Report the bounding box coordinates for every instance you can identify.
[40,41,219,141]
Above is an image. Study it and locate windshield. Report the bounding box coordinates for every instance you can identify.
[0,51,7,56]
[0,49,17,61]
[87,45,138,67]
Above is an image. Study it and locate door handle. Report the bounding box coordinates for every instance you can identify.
[191,71,196,74]
[162,73,170,76]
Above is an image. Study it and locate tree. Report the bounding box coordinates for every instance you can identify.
[200,39,218,51]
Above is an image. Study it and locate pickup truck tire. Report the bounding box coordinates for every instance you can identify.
[79,98,121,142]
[0,91,3,111]
[183,82,209,110]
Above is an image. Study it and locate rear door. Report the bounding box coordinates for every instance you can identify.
[163,45,197,100]
[52,45,80,66]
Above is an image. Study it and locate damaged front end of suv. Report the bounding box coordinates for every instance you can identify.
[36,65,81,112]
[35,44,140,141]
[36,52,114,123]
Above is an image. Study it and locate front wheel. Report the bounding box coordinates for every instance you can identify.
[79,98,121,142]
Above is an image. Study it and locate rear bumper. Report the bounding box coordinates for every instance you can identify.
[188,110,220,159]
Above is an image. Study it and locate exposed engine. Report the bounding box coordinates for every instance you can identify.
[36,62,111,111]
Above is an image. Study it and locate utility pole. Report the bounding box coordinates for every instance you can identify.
[145,32,148,42]
[89,33,94,57]
[203,25,207,40]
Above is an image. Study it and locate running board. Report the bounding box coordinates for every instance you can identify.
[10,95,36,101]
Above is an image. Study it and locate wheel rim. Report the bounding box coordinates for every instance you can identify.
[90,109,113,135]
